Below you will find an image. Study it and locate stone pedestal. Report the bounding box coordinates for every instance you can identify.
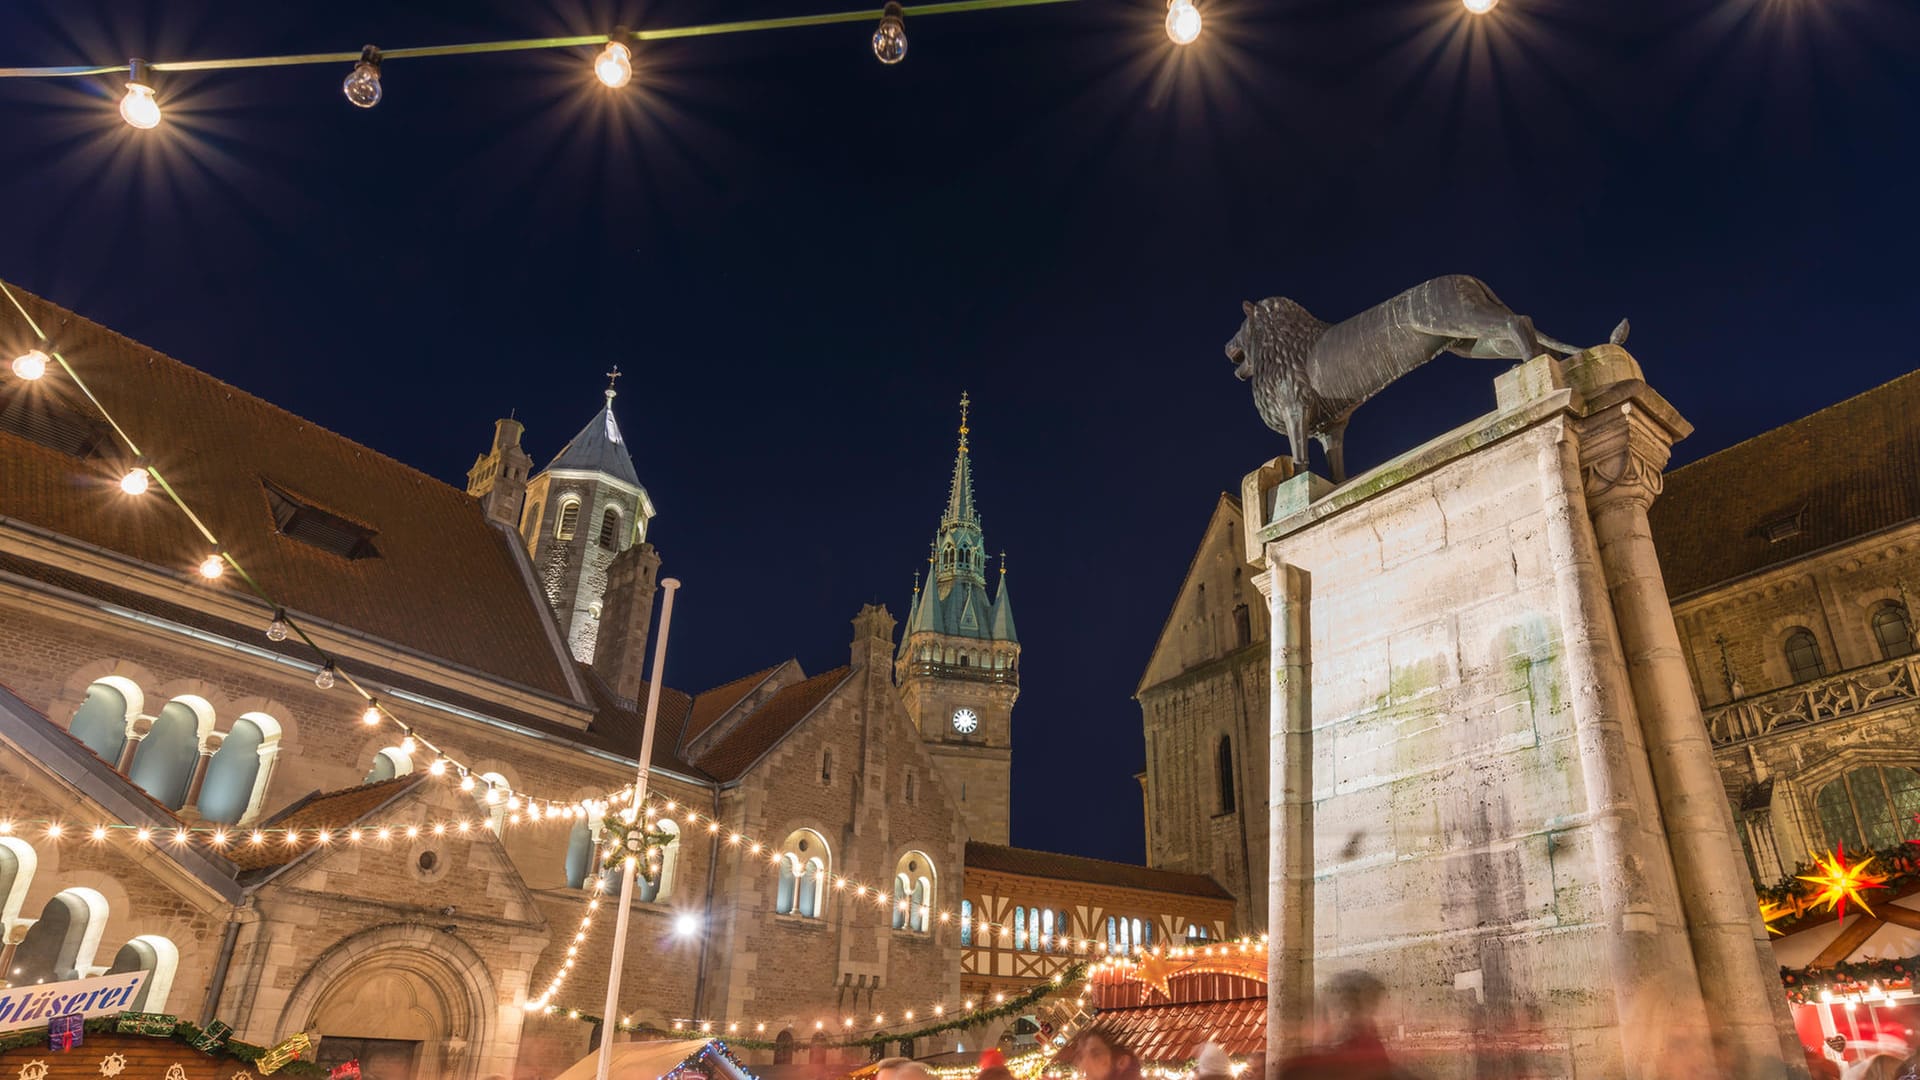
[1251,351,1802,1079]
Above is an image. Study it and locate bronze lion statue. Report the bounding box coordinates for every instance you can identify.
[1226,274,1627,482]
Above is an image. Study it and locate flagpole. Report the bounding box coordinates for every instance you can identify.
[596,577,681,1080]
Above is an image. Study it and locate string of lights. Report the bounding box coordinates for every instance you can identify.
[0,0,1096,131]
[0,314,1248,958]
[0,815,511,850]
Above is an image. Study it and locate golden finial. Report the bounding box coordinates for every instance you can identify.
[999,550,1007,576]
[958,391,971,454]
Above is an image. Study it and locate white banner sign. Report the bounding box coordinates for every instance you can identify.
[0,971,148,1034]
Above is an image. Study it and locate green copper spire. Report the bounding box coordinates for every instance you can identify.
[905,393,1013,644]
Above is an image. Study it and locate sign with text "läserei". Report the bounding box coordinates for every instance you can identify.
[0,972,148,1034]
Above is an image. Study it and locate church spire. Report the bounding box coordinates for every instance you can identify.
[943,391,980,532]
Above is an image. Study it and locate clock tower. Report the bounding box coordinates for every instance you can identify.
[897,393,1019,844]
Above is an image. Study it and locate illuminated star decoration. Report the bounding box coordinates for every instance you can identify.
[1796,843,1888,920]
[1130,951,1179,1000]
[1758,900,1790,936]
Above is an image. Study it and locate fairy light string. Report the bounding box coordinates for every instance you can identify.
[0,0,1077,80]
[2,283,1200,955]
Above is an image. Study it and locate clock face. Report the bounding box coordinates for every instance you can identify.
[951,708,979,735]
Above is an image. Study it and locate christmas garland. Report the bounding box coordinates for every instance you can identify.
[1755,844,1920,936]
[1780,950,1920,1005]
[0,1016,327,1078]
[576,962,1089,1052]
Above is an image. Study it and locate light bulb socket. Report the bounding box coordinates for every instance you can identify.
[127,58,151,89]
[610,27,631,49]
[358,45,382,71]
[881,2,905,24]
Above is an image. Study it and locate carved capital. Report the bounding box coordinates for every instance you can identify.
[1577,400,1677,510]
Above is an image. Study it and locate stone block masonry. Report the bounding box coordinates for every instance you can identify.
[1252,352,1802,1080]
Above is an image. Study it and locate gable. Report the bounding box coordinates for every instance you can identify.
[1137,495,1268,694]
[682,661,806,759]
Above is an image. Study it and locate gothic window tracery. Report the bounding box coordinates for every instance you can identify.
[1815,765,1920,851]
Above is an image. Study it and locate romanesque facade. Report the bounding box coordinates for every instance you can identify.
[0,287,1231,1080]
[1135,496,1270,932]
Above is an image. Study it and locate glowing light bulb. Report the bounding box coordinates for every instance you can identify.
[361,702,382,725]
[400,736,417,754]
[460,774,476,792]
[873,3,908,65]
[344,46,383,108]
[1464,0,1497,11]
[266,610,289,642]
[314,664,336,690]
[119,467,149,495]
[595,36,633,88]
[1166,0,1202,44]
[120,61,160,129]
[198,553,226,580]
[11,350,48,380]
[429,758,447,776]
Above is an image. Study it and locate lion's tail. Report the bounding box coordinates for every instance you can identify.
[1537,318,1629,356]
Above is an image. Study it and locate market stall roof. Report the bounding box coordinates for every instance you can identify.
[1076,998,1265,1064]
[555,1038,757,1080]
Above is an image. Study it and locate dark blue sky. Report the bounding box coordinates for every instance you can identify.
[1,0,1915,863]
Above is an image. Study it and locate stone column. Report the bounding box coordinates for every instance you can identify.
[0,920,32,988]
[1539,425,1713,1077]
[116,717,151,773]
[1263,559,1313,1076]
[1576,383,1807,1075]
[180,735,223,817]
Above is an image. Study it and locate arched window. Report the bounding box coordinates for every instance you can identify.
[128,700,204,810]
[905,772,916,804]
[70,681,133,765]
[960,900,973,946]
[0,836,36,931]
[1233,604,1252,648]
[821,749,833,785]
[1784,628,1825,683]
[776,829,830,918]
[1217,735,1236,814]
[891,851,934,933]
[1816,766,1920,850]
[1015,906,1027,950]
[363,745,414,785]
[105,934,179,1011]
[199,716,274,824]
[774,1031,796,1065]
[1041,908,1055,952]
[1119,916,1130,953]
[565,818,598,890]
[556,499,581,541]
[809,1032,828,1065]
[597,508,622,550]
[1107,916,1117,948]
[1872,602,1915,660]
[637,819,680,903]
[12,887,108,985]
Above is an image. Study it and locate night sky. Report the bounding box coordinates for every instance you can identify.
[1,1,1916,864]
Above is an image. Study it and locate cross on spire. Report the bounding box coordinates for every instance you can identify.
[957,391,971,454]
[605,366,623,399]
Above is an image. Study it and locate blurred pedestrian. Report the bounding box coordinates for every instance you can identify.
[1066,1032,1144,1080]
[1194,1042,1233,1080]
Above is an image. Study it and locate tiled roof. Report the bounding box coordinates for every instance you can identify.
[0,285,576,698]
[691,667,853,782]
[1080,998,1266,1063]
[682,665,785,746]
[546,394,644,489]
[230,774,425,871]
[1650,370,1920,599]
[576,665,702,776]
[964,842,1235,900]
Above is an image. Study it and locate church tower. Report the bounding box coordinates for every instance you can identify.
[514,372,657,664]
[896,393,1019,844]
